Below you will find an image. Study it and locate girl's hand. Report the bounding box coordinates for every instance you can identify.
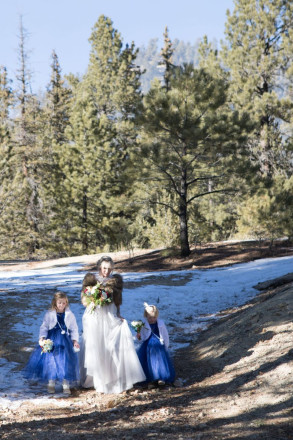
[73,340,80,349]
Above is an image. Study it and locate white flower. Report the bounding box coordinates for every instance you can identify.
[91,285,99,294]
[40,339,54,353]
[131,320,144,332]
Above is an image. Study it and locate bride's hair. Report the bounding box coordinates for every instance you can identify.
[82,272,97,291]
[97,256,114,270]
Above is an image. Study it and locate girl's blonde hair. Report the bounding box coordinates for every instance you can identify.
[51,291,69,311]
[143,302,159,318]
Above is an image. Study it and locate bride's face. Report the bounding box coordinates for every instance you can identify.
[100,261,113,278]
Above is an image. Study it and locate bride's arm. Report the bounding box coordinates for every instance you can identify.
[107,274,124,318]
[116,305,124,320]
[81,295,88,307]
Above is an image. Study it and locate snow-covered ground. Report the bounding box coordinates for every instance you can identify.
[0,255,292,408]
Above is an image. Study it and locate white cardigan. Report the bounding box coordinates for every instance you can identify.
[139,318,170,349]
[39,308,79,342]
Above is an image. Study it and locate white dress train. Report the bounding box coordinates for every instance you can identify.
[80,302,146,393]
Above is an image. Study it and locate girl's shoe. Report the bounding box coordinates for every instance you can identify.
[62,380,71,395]
[47,380,55,394]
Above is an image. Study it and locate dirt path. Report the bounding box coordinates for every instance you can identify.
[1,242,293,439]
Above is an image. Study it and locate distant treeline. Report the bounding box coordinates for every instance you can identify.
[1,0,293,259]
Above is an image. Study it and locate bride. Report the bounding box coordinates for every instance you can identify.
[79,256,145,393]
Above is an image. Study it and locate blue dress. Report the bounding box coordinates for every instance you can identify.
[137,322,175,383]
[23,312,79,385]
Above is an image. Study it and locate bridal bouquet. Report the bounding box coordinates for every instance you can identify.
[40,339,54,354]
[82,283,113,311]
[131,320,144,340]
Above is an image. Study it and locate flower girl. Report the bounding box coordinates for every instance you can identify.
[136,302,175,386]
[23,291,80,395]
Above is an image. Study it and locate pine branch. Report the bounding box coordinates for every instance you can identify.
[187,188,237,204]
[148,199,179,216]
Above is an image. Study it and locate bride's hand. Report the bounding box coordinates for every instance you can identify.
[81,296,88,307]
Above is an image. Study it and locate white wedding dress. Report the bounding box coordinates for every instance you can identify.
[80,301,146,394]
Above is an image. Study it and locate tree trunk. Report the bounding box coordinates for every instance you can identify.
[259,80,272,177]
[82,192,88,252]
[259,123,272,177]
[179,169,190,257]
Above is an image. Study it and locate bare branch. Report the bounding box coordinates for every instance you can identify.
[148,199,179,216]
[187,188,237,204]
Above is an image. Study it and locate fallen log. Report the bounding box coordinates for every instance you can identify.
[253,272,293,291]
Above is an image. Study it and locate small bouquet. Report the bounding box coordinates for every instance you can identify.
[39,339,54,354]
[82,283,113,312]
[131,320,144,340]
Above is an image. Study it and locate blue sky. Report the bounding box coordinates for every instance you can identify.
[0,0,235,92]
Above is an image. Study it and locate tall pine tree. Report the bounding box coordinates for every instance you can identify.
[159,26,174,91]
[138,62,252,256]
[40,51,73,254]
[222,0,293,176]
[0,66,14,255]
[1,17,45,257]
[58,15,143,254]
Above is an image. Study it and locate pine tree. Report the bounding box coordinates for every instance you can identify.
[45,51,71,145]
[40,51,73,254]
[159,26,174,91]
[57,15,143,254]
[222,0,293,177]
[0,66,14,254]
[60,85,105,254]
[0,66,13,158]
[0,17,46,257]
[138,63,252,256]
[236,176,293,244]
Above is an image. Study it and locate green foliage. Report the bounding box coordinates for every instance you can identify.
[159,26,174,91]
[160,247,180,258]
[0,18,49,257]
[133,195,180,249]
[1,10,293,259]
[39,51,73,255]
[53,15,143,255]
[222,0,293,176]
[137,58,253,256]
[236,176,293,242]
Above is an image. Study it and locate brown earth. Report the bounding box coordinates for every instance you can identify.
[1,240,293,439]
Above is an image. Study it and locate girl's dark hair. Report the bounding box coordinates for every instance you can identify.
[96,256,114,270]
